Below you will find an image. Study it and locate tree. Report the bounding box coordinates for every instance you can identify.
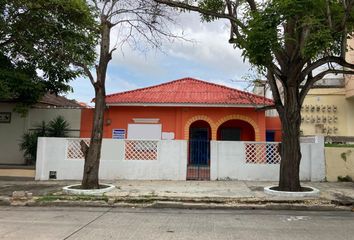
[76,0,179,189]
[155,0,354,191]
[0,0,97,113]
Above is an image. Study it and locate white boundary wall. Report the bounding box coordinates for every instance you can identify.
[210,136,325,181]
[36,136,325,181]
[36,138,187,180]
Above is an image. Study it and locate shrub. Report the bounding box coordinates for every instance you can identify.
[20,132,39,165]
[47,116,70,137]
[20,115,71,164]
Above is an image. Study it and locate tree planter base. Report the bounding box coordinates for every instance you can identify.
[264,186,320,198]
[63,184,115,196]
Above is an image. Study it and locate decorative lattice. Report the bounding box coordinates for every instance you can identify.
[245,143,281,164]
[125,140,158,160]
[66,139,90,160]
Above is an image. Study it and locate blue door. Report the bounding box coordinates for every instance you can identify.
[187,127,210,180]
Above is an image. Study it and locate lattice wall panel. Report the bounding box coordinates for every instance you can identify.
[67,139,90,160]
[125,140,158,160]
[245,143,281,164]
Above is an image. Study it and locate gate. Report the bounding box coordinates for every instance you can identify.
[187,138,210,180]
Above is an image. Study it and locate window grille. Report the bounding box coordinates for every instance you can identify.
[66,139,90,160]
[125,140,158,160]
[245,142,281,164]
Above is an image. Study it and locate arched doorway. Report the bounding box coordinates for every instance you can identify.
[187,120,211,180]
[217,119,255,141]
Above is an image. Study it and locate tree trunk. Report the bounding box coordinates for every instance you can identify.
[81,18,111,189]
[278,85,302,191]
[81,85,106,189]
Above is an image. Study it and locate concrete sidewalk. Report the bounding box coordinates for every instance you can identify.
[106,180,354,203]
[1,179,354,209]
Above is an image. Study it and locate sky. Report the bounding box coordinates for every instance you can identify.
[65,12,254,105]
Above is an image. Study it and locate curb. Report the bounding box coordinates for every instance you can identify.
[1,197,351,211]
[150,201,351,211]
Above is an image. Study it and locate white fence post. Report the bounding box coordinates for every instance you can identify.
[310,135,325,181]
[210,141,218,180]
[35,137,46,180]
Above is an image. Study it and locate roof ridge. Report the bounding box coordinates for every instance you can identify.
[104,77,273,105]
[106,77,268,101]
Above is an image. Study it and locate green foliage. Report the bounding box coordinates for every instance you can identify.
[0,0,98,112]
[198,0,225,21]
[20,116,71,164]
[20,132,39,165]
[192,0,354,68]
[337,175,353,182]
[47,116,70,137]
[325,143,354,148]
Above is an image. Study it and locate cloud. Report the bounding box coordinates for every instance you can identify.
[105,73,139,95]
[68,10,253,104]
[109,11,250,80]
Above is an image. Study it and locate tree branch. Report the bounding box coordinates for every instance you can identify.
[300,68,354,104]
[302,56,354,77]
[75,62,96,86]
[256,104,276,111]
[154,0,246,29]
[266,69,284,114]
[245,0,257,11]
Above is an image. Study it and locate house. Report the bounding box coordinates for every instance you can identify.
[80,77,278,180]
[80,78,275,142]
[0,93,84,165]
[35,78,326,181]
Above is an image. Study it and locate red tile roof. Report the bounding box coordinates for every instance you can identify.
[106,77,273,106]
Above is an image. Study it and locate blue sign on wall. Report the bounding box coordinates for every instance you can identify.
[112,129,126,139]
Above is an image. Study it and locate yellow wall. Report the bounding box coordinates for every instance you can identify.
[301,88,354,136]
[325,147,354,182]
[346,38,354,98]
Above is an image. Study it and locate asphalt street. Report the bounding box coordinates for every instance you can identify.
[0,207,353,240]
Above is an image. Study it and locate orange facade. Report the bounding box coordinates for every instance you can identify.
[265,117,282,142]
[80,106,268,141]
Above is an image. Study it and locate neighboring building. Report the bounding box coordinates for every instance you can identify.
[80,78,274,142]
[0,93,84,165]
[253,38,354,139]
[254,76,354,139]
[298,37,354,137]
[300,78,354,136]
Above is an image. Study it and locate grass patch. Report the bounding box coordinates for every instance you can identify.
[325,143,354,148]
[36,194,109,203]
[122,198,155,204]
